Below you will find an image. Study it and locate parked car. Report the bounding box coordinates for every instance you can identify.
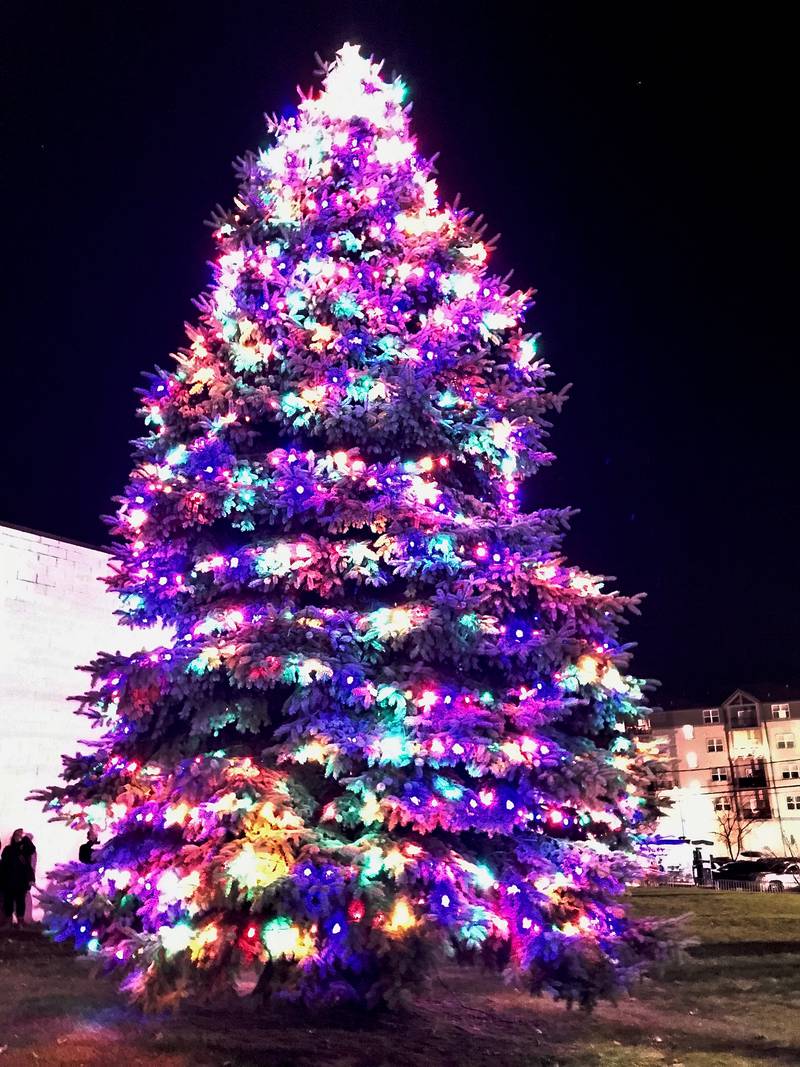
[751,859,800,892]
[712,860,764,882]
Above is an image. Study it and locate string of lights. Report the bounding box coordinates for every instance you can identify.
[36,44,667,1012]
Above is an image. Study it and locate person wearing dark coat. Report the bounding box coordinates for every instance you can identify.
[78,826,99,864]
[1,829,35,927]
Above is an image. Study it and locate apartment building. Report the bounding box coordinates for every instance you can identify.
[644,688,800,855]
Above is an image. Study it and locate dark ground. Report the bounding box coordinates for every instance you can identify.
[1,889,799,1066]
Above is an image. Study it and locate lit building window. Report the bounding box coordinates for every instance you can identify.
[772,704,790,720]
[682,724,694,740]
[686,751,698,769]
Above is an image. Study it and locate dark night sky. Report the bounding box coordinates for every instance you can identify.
[1,4,796,704]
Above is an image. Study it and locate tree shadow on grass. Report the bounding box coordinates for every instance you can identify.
[657,951,800,990]
[691,939,800,957]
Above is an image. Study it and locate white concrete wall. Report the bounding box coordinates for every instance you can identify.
[0,524,159,911]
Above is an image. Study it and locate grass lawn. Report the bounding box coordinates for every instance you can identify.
[1,888,799,1067]
[628,885,800,945]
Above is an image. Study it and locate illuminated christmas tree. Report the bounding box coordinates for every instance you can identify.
[40,45,667,1010]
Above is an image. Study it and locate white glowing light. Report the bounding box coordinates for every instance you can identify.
[441,272,479,300]
[159,922,193,956]
[310,44,406,128]
[374,136,414,166]
[128,508,148,530]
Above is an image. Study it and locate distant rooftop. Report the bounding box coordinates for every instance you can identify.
[655,681,800,711]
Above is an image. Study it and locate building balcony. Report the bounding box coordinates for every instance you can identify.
[731,758,767,789]
[728,714,759,730]
[733,770,768,788]
[735,788,772,820]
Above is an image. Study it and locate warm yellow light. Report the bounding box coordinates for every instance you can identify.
[189,923,219,961]
[227,842,290,890]
[296,741,326,764]
[383,849,406,876]
[128,507,148,530]
[297,658,333,685]
[164,802,191,827]
[386,898,416,934]
[360,792,383,825]
[502,741,524,763]
[310,324,335,349]
[600,665,625,692]
[262,921,314,960]
[575,655,600,685]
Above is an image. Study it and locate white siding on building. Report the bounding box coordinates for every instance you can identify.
[0,524,161,912]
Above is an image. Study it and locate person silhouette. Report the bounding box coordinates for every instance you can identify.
[79,826,99,864]
[1,829,35,929]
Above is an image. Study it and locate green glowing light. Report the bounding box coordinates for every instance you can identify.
[261,917,293,956]
[434,776,463,801]
[166,444,188,466]
[122,594,146,612]
[428,534,455,557]
[338,230,363,253]
[361,847,384,879]
[333,293,361,318]
[286,290,307,320]
[280,392,305,416]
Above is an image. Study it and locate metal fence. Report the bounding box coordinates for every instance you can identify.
[712,878,767,892]
[645,876,793,892]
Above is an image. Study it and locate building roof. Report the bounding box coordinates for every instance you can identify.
[0,519,106,555]
[655,681,800,712]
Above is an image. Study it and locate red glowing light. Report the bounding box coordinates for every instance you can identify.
[348,899,365,922]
